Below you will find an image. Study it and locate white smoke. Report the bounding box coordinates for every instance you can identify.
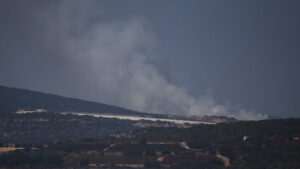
[39,1,267,120]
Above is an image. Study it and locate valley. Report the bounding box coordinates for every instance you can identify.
[0,86,299,169]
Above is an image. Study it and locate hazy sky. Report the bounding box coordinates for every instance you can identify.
[0,0,299,119]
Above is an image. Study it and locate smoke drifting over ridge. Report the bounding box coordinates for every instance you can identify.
[0,1,267,120]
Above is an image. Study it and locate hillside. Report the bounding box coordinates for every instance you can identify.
[0,85,143,116]
[1,118,299,168]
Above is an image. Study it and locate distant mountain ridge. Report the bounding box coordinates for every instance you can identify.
[0,85,144,115]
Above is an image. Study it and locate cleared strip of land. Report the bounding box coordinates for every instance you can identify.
[0,147,24,153]
[0,147,39,153]
[61,112,216,125]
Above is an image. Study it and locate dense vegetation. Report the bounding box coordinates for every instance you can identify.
[135,118,300,169]
[0,151,64,168]
[0,112,135,144]
[1,117,299,168]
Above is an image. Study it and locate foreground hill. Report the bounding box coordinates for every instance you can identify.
[0,85,143,116]
[0,112,137,144]
[0,118,299,169]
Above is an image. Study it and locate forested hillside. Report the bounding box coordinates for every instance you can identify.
[0,85,143,115]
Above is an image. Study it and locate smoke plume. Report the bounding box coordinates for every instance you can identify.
[1,1,267,120]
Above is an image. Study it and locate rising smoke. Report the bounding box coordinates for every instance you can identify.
[1,0,267,120]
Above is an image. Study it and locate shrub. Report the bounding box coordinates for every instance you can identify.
[79,159,89,167]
